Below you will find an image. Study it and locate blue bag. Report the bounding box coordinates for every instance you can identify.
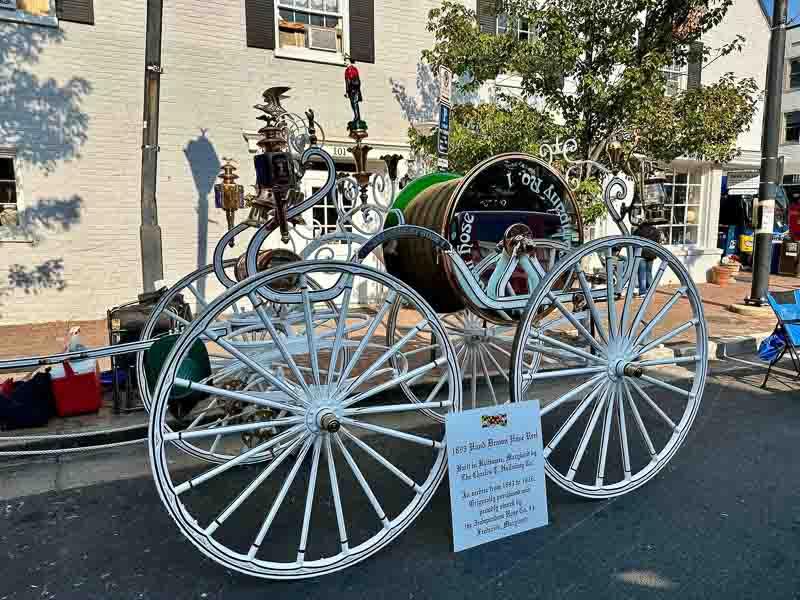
[758,330,787,363]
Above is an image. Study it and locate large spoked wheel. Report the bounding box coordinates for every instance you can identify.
[138,260,342,465]
[149,261,461,579]
[510,236,707,499]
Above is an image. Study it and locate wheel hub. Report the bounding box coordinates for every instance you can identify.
[304,386,344,435]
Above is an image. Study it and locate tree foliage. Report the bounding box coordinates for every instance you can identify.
[413,0,760,216]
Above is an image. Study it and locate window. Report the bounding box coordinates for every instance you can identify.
[656,170,701,245]
[496,14,534,41]
[785,112,800,143]
[0,0,57,26]
[662,59,687,96]
[0,156,19,228]
[276,0,346,58]
[790,59,800,89]
[311,184,353,239]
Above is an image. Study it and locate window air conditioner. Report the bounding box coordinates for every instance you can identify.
[308,26,338,52]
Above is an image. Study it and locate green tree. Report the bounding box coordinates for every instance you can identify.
[412,0,759,224]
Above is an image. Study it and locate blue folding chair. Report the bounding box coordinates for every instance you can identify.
[762,290,800,388]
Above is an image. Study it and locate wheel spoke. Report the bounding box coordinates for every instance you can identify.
[576,268,608,345]
[174,425,305,495]
[546,293,607,357]
[631,287,686,349]
[248,436,315,559]
[187,283,209,308]
[627,261,667,338]
[622,379,656,457]
[617,384,632,480]
[342,356,449,408]
[527,331,605,365]
[300,276,322,388]
[333,433,390,528]
[620,254,642,334]
[481,344,509,382]
[477,346,498,406]
[595,386,616,486]
[524,365,607,381]
[634,355,700,368]
[340,417,443,449]
[326,275,354,386]
[297,438,323,564]
[565,385,609,480]
[541,374,605,416]
[336,319,429,401]
[336,291,398,394]
[639,373,691,400]
[544,381,607,458]
[340,427,422,493]
[325,435,349,554]
[627,379,678,430]
[635,319,698,357]
[173,378,302,415]
[204,434,307,536]
[164,415,305,442]
[344,400,452,416]
[605,250,618,340]
[210,337,307,407]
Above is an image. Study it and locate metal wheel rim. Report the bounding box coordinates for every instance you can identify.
[149,261,460,578]
[510,236,707,499]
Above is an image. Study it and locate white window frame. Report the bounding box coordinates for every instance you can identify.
[274,0,348,66]
[0,149,32,243]
[662,59,687,96]
[495,14,534,40]
[656,170,702,247]
[784,111,800,144]
[0,0,58,27]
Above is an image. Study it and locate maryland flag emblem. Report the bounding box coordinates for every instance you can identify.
[481,413,508,428]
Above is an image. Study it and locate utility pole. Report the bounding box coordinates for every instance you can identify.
[748,0,787,305]
[139,0,165,294]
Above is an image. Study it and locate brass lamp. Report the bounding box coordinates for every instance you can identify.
[214,158,245,246]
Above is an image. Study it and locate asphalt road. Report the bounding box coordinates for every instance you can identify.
[1,355,800,600]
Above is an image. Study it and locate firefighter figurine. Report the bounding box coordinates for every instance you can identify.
[344,55,366,132]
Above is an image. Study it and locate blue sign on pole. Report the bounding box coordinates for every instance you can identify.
[439,104,450,133]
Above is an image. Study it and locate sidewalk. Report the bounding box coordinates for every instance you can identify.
[1,270,797,449]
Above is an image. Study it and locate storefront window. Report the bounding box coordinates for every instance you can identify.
[657,170,701,245]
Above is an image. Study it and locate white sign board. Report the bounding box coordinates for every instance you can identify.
[727,170,760,195]
[438,65,453,105]
[758,198,775,234]
[446,401,548,552]
[437,157,449,170]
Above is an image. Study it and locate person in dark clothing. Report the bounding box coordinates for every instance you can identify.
[632,222,664,294]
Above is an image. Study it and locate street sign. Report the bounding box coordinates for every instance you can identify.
[437,130,450,156]
[727,170,760,195]
[437,157,449,170]
[439,104,450,133]
[438,65,453,105]
[446,401,549,552]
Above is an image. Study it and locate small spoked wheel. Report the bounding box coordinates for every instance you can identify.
[510,236,707,499]
[149,261,461,579]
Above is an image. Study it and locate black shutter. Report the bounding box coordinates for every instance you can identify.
[57,0,94,25]
[349,0,375,63]
[687,41,703,89]
[478,0,497,34]
[246,0,275,50]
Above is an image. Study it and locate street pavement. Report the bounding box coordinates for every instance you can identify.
[1,355,800,599]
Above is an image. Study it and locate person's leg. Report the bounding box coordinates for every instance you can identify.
[645,259,654,290]
[638,260,647,294]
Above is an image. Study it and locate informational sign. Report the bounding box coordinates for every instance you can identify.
[758,198,776,234]
[437,130,450,156]
[439,103,451,133]
[727,170,760,195]
[446,401,548,552]
[437,157,449,170]
[438,65,453,105]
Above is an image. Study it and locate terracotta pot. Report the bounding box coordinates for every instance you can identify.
[711,264,738,285]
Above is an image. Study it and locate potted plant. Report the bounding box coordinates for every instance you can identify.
[711,255,740,285]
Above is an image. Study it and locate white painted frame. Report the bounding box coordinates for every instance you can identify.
[273,0,349,66]
[0,0,58,28]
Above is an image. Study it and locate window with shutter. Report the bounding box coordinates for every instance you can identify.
[785,111,800,143]
[789,59,800,90]
[57,0,94,24]
[477,0,497,34]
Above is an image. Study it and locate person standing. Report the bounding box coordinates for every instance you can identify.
[633,222,664,294]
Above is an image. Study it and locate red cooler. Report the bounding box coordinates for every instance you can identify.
[50,360,102,417]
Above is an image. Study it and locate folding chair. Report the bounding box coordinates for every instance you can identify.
[762,290,800,388]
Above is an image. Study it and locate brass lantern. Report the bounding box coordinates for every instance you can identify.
[214,158,245,245]
[640,169,670,224]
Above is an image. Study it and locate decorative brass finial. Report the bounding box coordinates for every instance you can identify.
[214,158,245,246]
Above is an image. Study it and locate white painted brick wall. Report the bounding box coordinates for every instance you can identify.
[0,0,442,325]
